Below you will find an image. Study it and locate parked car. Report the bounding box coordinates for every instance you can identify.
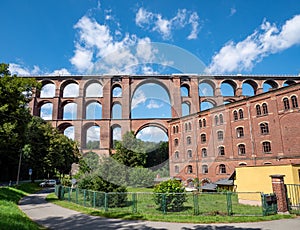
[39,179,56,187]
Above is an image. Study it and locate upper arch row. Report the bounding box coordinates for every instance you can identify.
[37,77,297,99]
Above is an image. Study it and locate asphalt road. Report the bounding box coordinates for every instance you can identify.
[18,188,300,230]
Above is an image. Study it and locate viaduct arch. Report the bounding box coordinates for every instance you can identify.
[29,74,299,155]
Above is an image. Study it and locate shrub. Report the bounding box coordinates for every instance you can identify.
[153,179,187,212]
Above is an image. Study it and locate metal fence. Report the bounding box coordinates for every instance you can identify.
[286,184,300,214]
[55,186,267,216]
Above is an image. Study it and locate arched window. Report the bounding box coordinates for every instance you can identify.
[238,144,246,155]
[203,119,206,127]
[86,125,100,149]
[256,105,261,116]
[219,114,224,124]
[199,119,202,128]
[291,96,298,108]
[187,165,193,174]
[86,82,103,97]
[262,103,268,115]
[185,123,188,132]
[283,98,290,110]
[214,115,219,125]
[175,165,179,173]
[112,86,122,97]
[174,138,179,146]
[217,130,224,141]
[218,146,225,156]
[239,109,244,119]
[187,136,192,145]
[260,123,269,135]
[86,102,102,120]
[181,85,189,97]
[63,102,77,120]
[112,103,122,119]
[182,102,190,116]
[202,148,207,157]
[202,165,208,174]
[262,141,272,153]
[201,134,206,143]
[236,127,244,138]
[173,126,176,134]
[187,150,192,158]
[175,126,179,133]
[188,122,192,131]
[233,110,238,121]
[219,164,226,174]
[174,151,179,159]
[40,103,53,120]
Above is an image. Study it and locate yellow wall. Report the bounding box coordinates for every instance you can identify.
[235,164,300,204]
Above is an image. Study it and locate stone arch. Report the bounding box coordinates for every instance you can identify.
[84,79,103,97]
[57,122,75,140]
[263,79,279,92]
[180,83,190,97]
[199,79,215,97]
[130,79,172,119]
[82,123,100,149]
[85,101,102,120]
[60,79,79,98]
[200,98,216,111]
[39,101,53,120]
[111,124,122,148]
[181,101,190,116]
[242,79,258,96]
[38,80,56,98]
[220,79,237,96]
[62,101,77,120]
[112,102,122,119]
[112,83,122,97]
[135,122,168,137]
[283,80,296,87]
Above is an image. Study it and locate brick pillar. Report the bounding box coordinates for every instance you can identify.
[270,174,289,213]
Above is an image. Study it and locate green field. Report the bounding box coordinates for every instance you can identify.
[0,183,44,230]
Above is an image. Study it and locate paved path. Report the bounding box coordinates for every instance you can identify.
[19,188,300,230]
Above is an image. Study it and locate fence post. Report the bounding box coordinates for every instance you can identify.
[270,175,289,213]
[226,192,233,216]
[76,188,78,204]
[132,193,137,213]
[104,193,108,212]
[193,193,199,215]
[93,191,96,208]
[68,187,71,201]
[161,194,167,214]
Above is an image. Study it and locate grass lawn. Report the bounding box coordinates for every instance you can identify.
[47,189,296,224]
[0,183,45,230]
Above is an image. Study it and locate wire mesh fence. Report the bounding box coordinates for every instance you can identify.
[55,186,265,216]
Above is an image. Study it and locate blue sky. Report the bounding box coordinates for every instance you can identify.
[2,0,300,75]
[2,0,300,143]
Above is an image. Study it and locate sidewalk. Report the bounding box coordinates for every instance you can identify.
[19,188,300,230]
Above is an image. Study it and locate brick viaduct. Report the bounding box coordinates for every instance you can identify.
[29,74,300,155]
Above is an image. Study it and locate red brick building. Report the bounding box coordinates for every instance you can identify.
[168,82,300,184]
[28,74,300,184]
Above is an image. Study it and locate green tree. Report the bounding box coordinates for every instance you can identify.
[0,63,39,181]
[24,116,80,180]
[153,179,187,212]
[112,131,147,167]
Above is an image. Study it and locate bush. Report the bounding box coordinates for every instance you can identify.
[153,179,187,212]
[77,171,128,208]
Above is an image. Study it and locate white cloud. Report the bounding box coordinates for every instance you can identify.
[9,63,31,76]
[230,7,237,17]
[136,126,168,143]
[50,68,71,76]
[40,84,55,98]
[135,8,200,40]
[146,99,163,109]
[206,15,300,74]
[131,89,146,109]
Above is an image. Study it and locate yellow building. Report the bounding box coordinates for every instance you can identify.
[235,164,300,205]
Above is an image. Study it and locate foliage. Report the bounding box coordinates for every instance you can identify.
[128,167,155,187]
[24,116,80,180]
[83,151,99,172]
[112,131,147,167]
[153,179,187,212]
[0,63,40,181]
[77,168,128,207]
